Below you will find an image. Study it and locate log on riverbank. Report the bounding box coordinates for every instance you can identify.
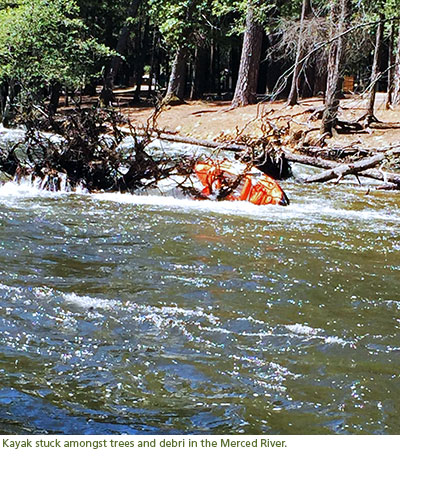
[265,148,399,187]
[303,154,389,184]
[297,143,400,160]
[154,132,245,152]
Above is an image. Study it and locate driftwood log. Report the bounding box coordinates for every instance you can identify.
[373,182,399,190]
[304,154,386,183]
[154,132,245,152]
[278,148,399,187]
[358,167,400,185]
[298,143,400,160]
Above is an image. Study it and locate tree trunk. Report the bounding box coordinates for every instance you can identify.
[209,33,215,92]
[215,42,221,96]
[164,46,188,103]
[48,82,61,116]
[0,82,8,121]
[391,32,400,106]
[304,154,386,184]
[230,43,240,91]
[257,33,269,96]
[265,34,282,95]
[1,81,15,127]
[100,0,142,105]
[148,29,160,92]
[288,0,311,106]
[386,22,396,109]
[365,13,385,120]
[231,4,263,107]
[190,45,209,100]
[133,17,150,104]
[83,81,97,96]
[321,0,351,135]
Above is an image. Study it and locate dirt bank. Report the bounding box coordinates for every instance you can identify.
[120,93,399,150]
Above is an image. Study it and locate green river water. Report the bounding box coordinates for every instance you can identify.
[0,147,399,435]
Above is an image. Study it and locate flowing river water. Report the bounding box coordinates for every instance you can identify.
[0,137,399,435]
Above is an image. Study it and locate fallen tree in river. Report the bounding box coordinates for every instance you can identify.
[304,153,385,183]
[279,148,399,188]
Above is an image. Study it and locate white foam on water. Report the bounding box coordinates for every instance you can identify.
[0,283,22,293]
[324,335,351,347]
[230,353,298,380]
[63,293,119,310]
[0,125,63,144]
[284,322,355,347]
[254,380,288,394]
[0,179,70,202]
[0,172,399,226]
[61,292,219,327]
[285,323,322,336]
[0,179,46,198]
[91,190,398,225]
[240,331,275,338]
[0,125,27,141]
[288,202,399,223]
[202,326,233,335]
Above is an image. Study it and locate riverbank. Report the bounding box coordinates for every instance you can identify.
[119,93,400,151]
[55,90,399,151]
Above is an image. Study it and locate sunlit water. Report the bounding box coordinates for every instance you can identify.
[0,143,399,435]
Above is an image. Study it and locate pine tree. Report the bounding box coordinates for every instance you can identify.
[231,3,263,107]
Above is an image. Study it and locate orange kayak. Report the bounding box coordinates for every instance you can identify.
[194,159,289,206]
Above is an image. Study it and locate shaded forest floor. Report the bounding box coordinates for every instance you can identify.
[58,90,399,151]
[119,92,399,150]
[54,89,399,179]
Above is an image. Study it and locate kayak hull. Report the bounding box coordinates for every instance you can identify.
[194,160,289,206]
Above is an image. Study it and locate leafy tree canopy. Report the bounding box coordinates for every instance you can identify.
[0,0,112,92]
[148,0,214,49]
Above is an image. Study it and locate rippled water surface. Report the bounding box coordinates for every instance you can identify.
[0,176,399,434]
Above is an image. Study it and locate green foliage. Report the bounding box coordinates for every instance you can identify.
[148,0,213,49]
[0,0,112,92]
[212,0,277,34]
[76,0,133,47]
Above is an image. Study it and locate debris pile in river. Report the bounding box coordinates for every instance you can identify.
[160,109,400,190]
[0,105,292,205]
[0,106,196,194]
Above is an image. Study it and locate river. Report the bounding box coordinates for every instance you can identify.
[0,139,399,435]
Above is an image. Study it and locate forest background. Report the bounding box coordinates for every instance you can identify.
[0,0,400,134]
